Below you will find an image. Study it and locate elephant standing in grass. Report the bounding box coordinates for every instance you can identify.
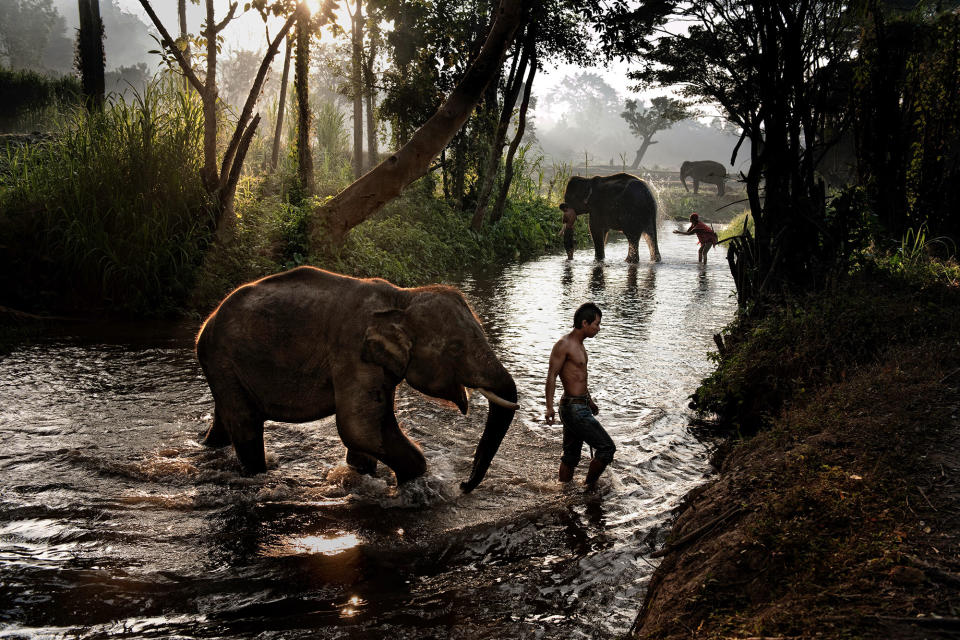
[560,173,661,263]
[196,266,519,493]
[680,160,727,196]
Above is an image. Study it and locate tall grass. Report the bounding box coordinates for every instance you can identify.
[0,81,214,313]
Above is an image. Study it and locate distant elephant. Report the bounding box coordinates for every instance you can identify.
[561,173,661,263]
[196,266,519,493]
[680,160,727,196]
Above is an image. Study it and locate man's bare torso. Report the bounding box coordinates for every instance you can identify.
[556,334,589,396]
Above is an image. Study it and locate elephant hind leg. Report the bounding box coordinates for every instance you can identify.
[201,409,232,448]
[643,232,662,262]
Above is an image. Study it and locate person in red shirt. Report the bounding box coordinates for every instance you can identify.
[673,212,719,263]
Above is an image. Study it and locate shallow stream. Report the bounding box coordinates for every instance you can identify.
[1,226,736,639]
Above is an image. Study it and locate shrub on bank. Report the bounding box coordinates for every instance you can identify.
[692,251,960,433]
[189,181,582,313]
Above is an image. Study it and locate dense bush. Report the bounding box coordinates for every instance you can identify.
[693,250,960,433]
[0,67,80,132]
[189,180,584,312]
[0,84,214,314]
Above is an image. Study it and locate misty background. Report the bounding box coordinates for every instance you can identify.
[1,0,744,173]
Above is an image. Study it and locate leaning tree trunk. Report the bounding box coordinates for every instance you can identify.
[269,35,292,172]
[629,137,655,169]
[315,0,527,245]
[77,0,105,110]
[295,12,314,196]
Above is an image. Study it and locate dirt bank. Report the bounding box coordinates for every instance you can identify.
[631,275,960,639]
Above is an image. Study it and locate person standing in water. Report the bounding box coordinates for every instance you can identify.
[674,212,719,263]
[544,302,615,487]
[558,203,577,260]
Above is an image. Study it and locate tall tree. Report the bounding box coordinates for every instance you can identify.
[295,8,314,195]
[349,0,365,177]
[471,22,533,229]
[620,96,692,169]
[628,0,859,304]
[138,0,303,231]
[490,30,536,223]
[77,0,105,109]
[854,2,960,242]
[0,0,70,72]
[177,0,190,92]
[270,34,293,172]
[363,21,381,170]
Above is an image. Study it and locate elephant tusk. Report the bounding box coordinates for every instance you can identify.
[476,388,520,411]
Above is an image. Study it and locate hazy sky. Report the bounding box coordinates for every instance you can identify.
[107,0,641,116]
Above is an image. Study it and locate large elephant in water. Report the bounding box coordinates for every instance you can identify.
[680,160,727,196]
[561,173,661,263]
[196,266,519,493]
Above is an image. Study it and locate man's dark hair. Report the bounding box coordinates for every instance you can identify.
[573,302,602,329]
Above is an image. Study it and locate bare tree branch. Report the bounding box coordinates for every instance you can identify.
[137,0,205,93]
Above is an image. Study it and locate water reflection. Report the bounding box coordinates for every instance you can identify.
[589,263,606,294]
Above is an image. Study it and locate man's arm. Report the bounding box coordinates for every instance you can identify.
[673,223,696,235]
[544,341,567,424]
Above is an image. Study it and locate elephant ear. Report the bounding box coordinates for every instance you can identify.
[361,310,412,379]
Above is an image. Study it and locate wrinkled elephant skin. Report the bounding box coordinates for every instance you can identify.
[562,173,660,263]
[196,266,518,492]
[680,160,727,196]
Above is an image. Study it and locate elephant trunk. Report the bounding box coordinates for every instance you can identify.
[460,373,518,493]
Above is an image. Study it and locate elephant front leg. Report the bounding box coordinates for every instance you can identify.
[590,226,607,261]
[335,382,427,485]
[625,234,640,263]
[346,449,378,475]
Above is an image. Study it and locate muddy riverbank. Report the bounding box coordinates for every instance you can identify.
[631,273,960,639]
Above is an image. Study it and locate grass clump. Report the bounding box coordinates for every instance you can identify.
[0,82,214,314]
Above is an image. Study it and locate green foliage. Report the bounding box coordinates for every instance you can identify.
[0,82,214,314]
[320,185,571,287]
[879,224,959,286]
[693,253,960,433]
[0,67,80,131]
[314,100,349,159]
[855,6,960,242]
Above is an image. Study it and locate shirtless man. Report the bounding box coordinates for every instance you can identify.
[544,302,616,487]
[558,203,577,260]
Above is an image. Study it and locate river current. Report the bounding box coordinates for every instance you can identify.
[0,227,736,639]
